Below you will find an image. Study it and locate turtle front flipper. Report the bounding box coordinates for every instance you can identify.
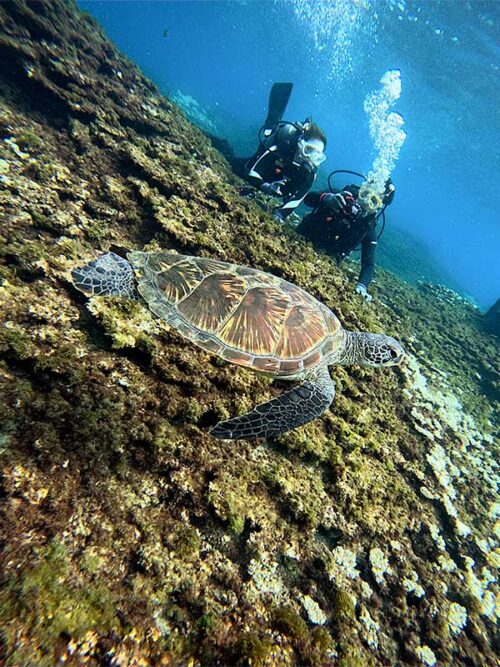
[211,365,335,440]
[72,252,136,298]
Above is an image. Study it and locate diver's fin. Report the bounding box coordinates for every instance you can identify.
[210,366,335,441]
[264,82,293,133]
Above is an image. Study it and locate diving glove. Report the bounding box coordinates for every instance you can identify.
[383,179,396,205]
[320,192,342,210]
[261,180,287,197]
[355,283,372,303]
[320,192,355,214]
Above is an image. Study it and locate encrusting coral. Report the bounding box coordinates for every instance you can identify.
[0,2,498,665]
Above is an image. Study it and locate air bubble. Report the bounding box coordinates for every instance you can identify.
[363,70,407,196]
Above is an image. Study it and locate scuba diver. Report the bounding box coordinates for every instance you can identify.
[296,176,396,302]
[234,83,327,221]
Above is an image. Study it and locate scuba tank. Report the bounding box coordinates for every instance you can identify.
[258,120,306,153]
[258,120,318,176]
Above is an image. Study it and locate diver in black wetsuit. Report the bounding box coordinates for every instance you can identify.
[296,180,396,301]
[234,83,327,221]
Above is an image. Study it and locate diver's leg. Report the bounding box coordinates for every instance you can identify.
[264,82,293,131]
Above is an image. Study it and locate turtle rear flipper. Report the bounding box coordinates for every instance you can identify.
[72,252,136,298]
[211,366,335,440]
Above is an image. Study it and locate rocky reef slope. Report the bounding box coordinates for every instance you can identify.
[0,2,498,666]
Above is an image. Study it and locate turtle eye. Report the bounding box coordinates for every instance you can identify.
[389,349,399,360]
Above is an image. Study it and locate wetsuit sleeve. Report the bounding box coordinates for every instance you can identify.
[358,226,377,287]
[278,171,315,218]
[244,149,273,188]
[303,191,323,208]
[245,123,297,189]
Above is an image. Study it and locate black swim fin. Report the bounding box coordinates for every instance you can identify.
[264,82,293,132]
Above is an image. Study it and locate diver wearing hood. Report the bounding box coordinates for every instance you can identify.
[296,180,396,301]
[234,83,327,220]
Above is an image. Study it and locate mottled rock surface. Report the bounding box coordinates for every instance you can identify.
[0,2,498,666]
[484,298,500,336]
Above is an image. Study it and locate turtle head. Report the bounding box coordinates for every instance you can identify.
[359,333,405,367]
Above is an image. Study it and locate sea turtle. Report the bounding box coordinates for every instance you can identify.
[72,251,404,440]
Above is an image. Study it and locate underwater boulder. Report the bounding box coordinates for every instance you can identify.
[483,297,500,336]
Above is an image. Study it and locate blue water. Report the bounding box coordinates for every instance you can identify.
[80,0,499,308]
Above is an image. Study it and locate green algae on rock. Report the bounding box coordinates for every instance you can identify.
[0,1,498,666]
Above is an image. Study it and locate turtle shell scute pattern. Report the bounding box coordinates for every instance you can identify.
[129,251,342,376]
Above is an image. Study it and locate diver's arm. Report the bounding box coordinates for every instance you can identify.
[244,149,275,188]
[278,172,315,218]
[250,123,300,198]
[304,190,352,212]
[304,191,324,208]
[358,226,377,288]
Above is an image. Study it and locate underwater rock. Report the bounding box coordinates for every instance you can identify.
[483,297,500,336]
[0,2,498,666]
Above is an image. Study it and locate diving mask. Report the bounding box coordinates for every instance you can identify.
[358,183,383,214]
[296,138,326,168]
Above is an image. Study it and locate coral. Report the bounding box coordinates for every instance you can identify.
[0,1,498,665]
[261,455,332,528]
[369,547,391,586]
[416,645,437,667]
[0,541,118,666]
[447,602,467,636]
[402,570,425,598]
[247,555,285,598]
[359,607,380,650]
[329,546,360,582]
[208,472,252,535]
[299,593,328,625]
